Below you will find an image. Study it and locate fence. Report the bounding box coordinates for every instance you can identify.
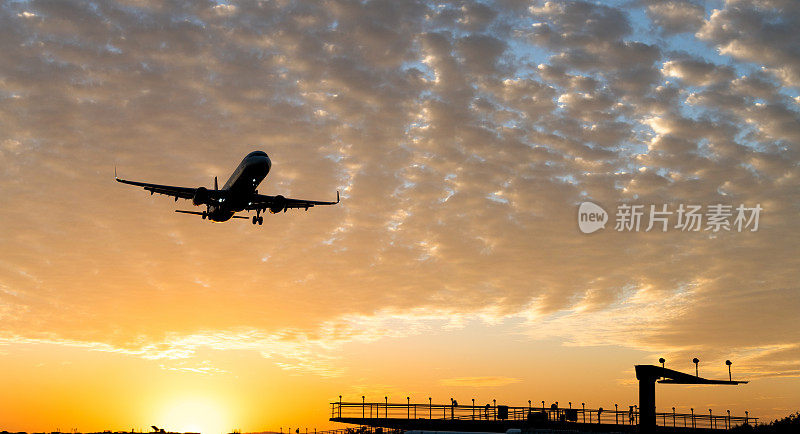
[330,400,757,430]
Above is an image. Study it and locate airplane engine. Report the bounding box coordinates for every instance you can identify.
[269,195,286,213]
[192,187,210,206]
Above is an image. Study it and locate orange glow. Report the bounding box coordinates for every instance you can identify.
[157,396,230,434]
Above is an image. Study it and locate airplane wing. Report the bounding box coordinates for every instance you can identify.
[115,176,196,200]
[245,191,339,212]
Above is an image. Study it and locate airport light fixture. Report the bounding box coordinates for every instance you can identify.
[726,360,733,381]
[693,358,700,376]
[673,407,676,427]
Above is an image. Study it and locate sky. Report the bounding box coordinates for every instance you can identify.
[0,0,799,432]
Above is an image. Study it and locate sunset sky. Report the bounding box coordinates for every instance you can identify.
[1,0,799,433]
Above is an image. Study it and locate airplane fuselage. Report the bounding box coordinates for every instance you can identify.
[205,151,271,222]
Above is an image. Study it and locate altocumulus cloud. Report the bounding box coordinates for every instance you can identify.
[0,0,798,378]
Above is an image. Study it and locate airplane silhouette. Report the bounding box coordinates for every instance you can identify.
[116,151,339,225]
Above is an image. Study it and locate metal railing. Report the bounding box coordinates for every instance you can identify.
[315,428,398,434]
[330,401,758,430]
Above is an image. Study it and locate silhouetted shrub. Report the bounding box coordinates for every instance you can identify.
[731,412,800,432]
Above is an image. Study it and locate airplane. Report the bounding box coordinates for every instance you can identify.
[116,151,339,225]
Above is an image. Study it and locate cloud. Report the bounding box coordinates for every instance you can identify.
[0,0,797,387]
[645,1,706,35]
[212,4,237,17]
[696,0,800,87]
[159,360,228,375]
[661,57,735,86]
[456,34,508,76]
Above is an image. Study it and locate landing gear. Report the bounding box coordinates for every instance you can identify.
[252,213,263,225]
[202,211,207,220]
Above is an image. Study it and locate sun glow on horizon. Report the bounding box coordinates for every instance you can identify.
[157,396,231,434]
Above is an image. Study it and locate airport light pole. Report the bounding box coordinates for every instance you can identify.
[429,397,432,419]
[450,398,454,420]
[362,396,365,419]
[726,360,732,381]
[673,407,676,427]
[385,397,388,418]
[693,358,700,377]
[407,397,410,419]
